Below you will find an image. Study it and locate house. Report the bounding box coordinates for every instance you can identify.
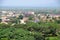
[20,17,28,24]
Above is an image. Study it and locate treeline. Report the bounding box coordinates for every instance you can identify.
[0,21,60,40]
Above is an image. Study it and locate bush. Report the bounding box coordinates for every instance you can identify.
[0,23,10,28]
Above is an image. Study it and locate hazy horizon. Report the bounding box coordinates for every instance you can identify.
[0,0,60,8]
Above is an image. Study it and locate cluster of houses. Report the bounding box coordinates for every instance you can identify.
[38,14,60,22]
[0,11,60,24]
[0,11,37,24]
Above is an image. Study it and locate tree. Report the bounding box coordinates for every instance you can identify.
[0,19,2,23]
[18,15,23,19]
[55,20,60,24]
[29,16,33,20]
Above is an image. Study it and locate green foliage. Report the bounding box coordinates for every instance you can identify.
[0,19,2,23]
[29,16,33,20]
[18,15,23,19]
[48,37,60,40]
[0,27,35,40]
[0,38,8,40]
[0,21,60,40]
[0,23,10,28]
[55,20,60,24]
[10,18,20,24]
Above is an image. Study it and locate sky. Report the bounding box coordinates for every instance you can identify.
[0,0,60,8]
